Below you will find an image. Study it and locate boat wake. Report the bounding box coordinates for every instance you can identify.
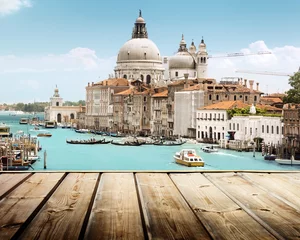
[213,151,245,158]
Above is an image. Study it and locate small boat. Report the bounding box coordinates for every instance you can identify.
[111,140,143,146]
[19,118,29,124]
[275,158,300,165]
[153,140,186,146]
[75,129,89,134]
[66,139,111,145]
[202,146,218,153]
[37,133,52,137]
[264,154,276,161]
[174,149,205,167]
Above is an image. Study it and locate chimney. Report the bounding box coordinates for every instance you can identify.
[184,73,189,89]
[249,80,254,92]
[256,82,259,91]
[244,79,247,87]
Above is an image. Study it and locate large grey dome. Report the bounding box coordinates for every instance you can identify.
[117,38,162,63]
[168,51,196,69]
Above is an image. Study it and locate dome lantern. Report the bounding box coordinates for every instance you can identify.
[132,10,148,39]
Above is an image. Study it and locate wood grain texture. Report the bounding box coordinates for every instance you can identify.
[0,173,31,199]
[0,173,64,240]
[136,173,210,240]
[84,173,144,240]
[206,172,300,239]
[170,173,276,240]
[241,173,300,211]
[18,173,98,240]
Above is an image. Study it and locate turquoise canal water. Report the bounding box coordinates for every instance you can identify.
[1,112,300,171]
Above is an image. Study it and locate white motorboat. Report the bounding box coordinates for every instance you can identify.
[275,158,300,165]
[202,146,218,153]
[174,149,205,167]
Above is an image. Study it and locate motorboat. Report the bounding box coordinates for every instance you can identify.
[202,146,218,153]
[174,149,205,167]
[75,129,90,134]
[0,123,12,138]
[275,158,300,165]
[37,132,52,137]
[264,154,276,161]
[19,118,29,124]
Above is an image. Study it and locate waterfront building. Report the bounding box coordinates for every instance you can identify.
[151,89,168,136]
[44,87,81,123]
[196,100,283,146]
[112,80,152,135]
[114,10,164,86]
[167,35,208,80]
[282,103,300,150]
[85,78,129,130]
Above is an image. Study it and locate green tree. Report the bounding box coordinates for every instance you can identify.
[283,72,300,103]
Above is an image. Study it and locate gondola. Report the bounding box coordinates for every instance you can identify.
[153,141,186,146]
[264,154,276,160]
[110,140,143,146]
[66,139,111,145]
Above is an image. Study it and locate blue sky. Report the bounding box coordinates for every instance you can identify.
[0,0,300,103]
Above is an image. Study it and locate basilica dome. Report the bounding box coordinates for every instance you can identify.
[169,51,196,69]
[117,38,162,63]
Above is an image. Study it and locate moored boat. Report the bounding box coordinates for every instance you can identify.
[111,140,143,146]
[275,158,300,165]
[202,146,218,153]
[264,154,276,161]
[66,139,110,145]
[37,132,52,137]
[174,149,205,167]
[75,129,90,134]
[153,140,186,146]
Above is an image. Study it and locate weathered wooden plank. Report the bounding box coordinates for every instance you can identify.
[0,173,31,199]
[241,172,300,211]
[136,173,210,240]
[18,173,98,240]
[206,172,300,240]
[170,173,276,240]
[84,173,144,240]
[0,173,64,240]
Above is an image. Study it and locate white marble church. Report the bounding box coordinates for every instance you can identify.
[44,87,82,123]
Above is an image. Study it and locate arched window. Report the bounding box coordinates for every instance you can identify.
[140,75,144,81]
[276,126,279,134]
[70,113,75,120]
[245,96,248,101]
[203,58,206,63]
[267,125,269,133]
[175,72,178,77]
[254,96,257,102]
[56,102,59,106]
[209,94,212,100]
[262,125,264,133]
[234,95,237,101]
[201,57,203,63]
[229,123,231,130]
[123,74,127,79]
[146,75,151,84]
[216,95,219,101]
[271,126,274,134]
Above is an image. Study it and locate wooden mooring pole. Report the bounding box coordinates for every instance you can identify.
[44,150,47,169]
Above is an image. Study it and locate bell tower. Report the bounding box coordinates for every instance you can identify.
[196,37,208,79]
[50,85,63,107]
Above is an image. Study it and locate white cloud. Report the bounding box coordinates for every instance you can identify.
[208,41,300,94]
[0,47,117,74]
[0,0,31,16]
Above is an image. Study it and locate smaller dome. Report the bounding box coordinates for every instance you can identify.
[199,38,206,49]
[169,52,196,69]
[136,16,145,23]
[189,41,196,53]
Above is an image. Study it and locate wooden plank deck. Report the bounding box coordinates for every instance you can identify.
[0,171,299,240]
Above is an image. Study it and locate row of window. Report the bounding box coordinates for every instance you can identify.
[199,113,225,119]
[208,94,258,102]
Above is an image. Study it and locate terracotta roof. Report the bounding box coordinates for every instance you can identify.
[183,84,201,91]
[260,97,283,103]
[152,90,168,98]
[94,78,129,87]
[115,88,135,96]
[255,104,282,112]
[267,93,286,98]
[168,80,195,86]
[200,101,249,110]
